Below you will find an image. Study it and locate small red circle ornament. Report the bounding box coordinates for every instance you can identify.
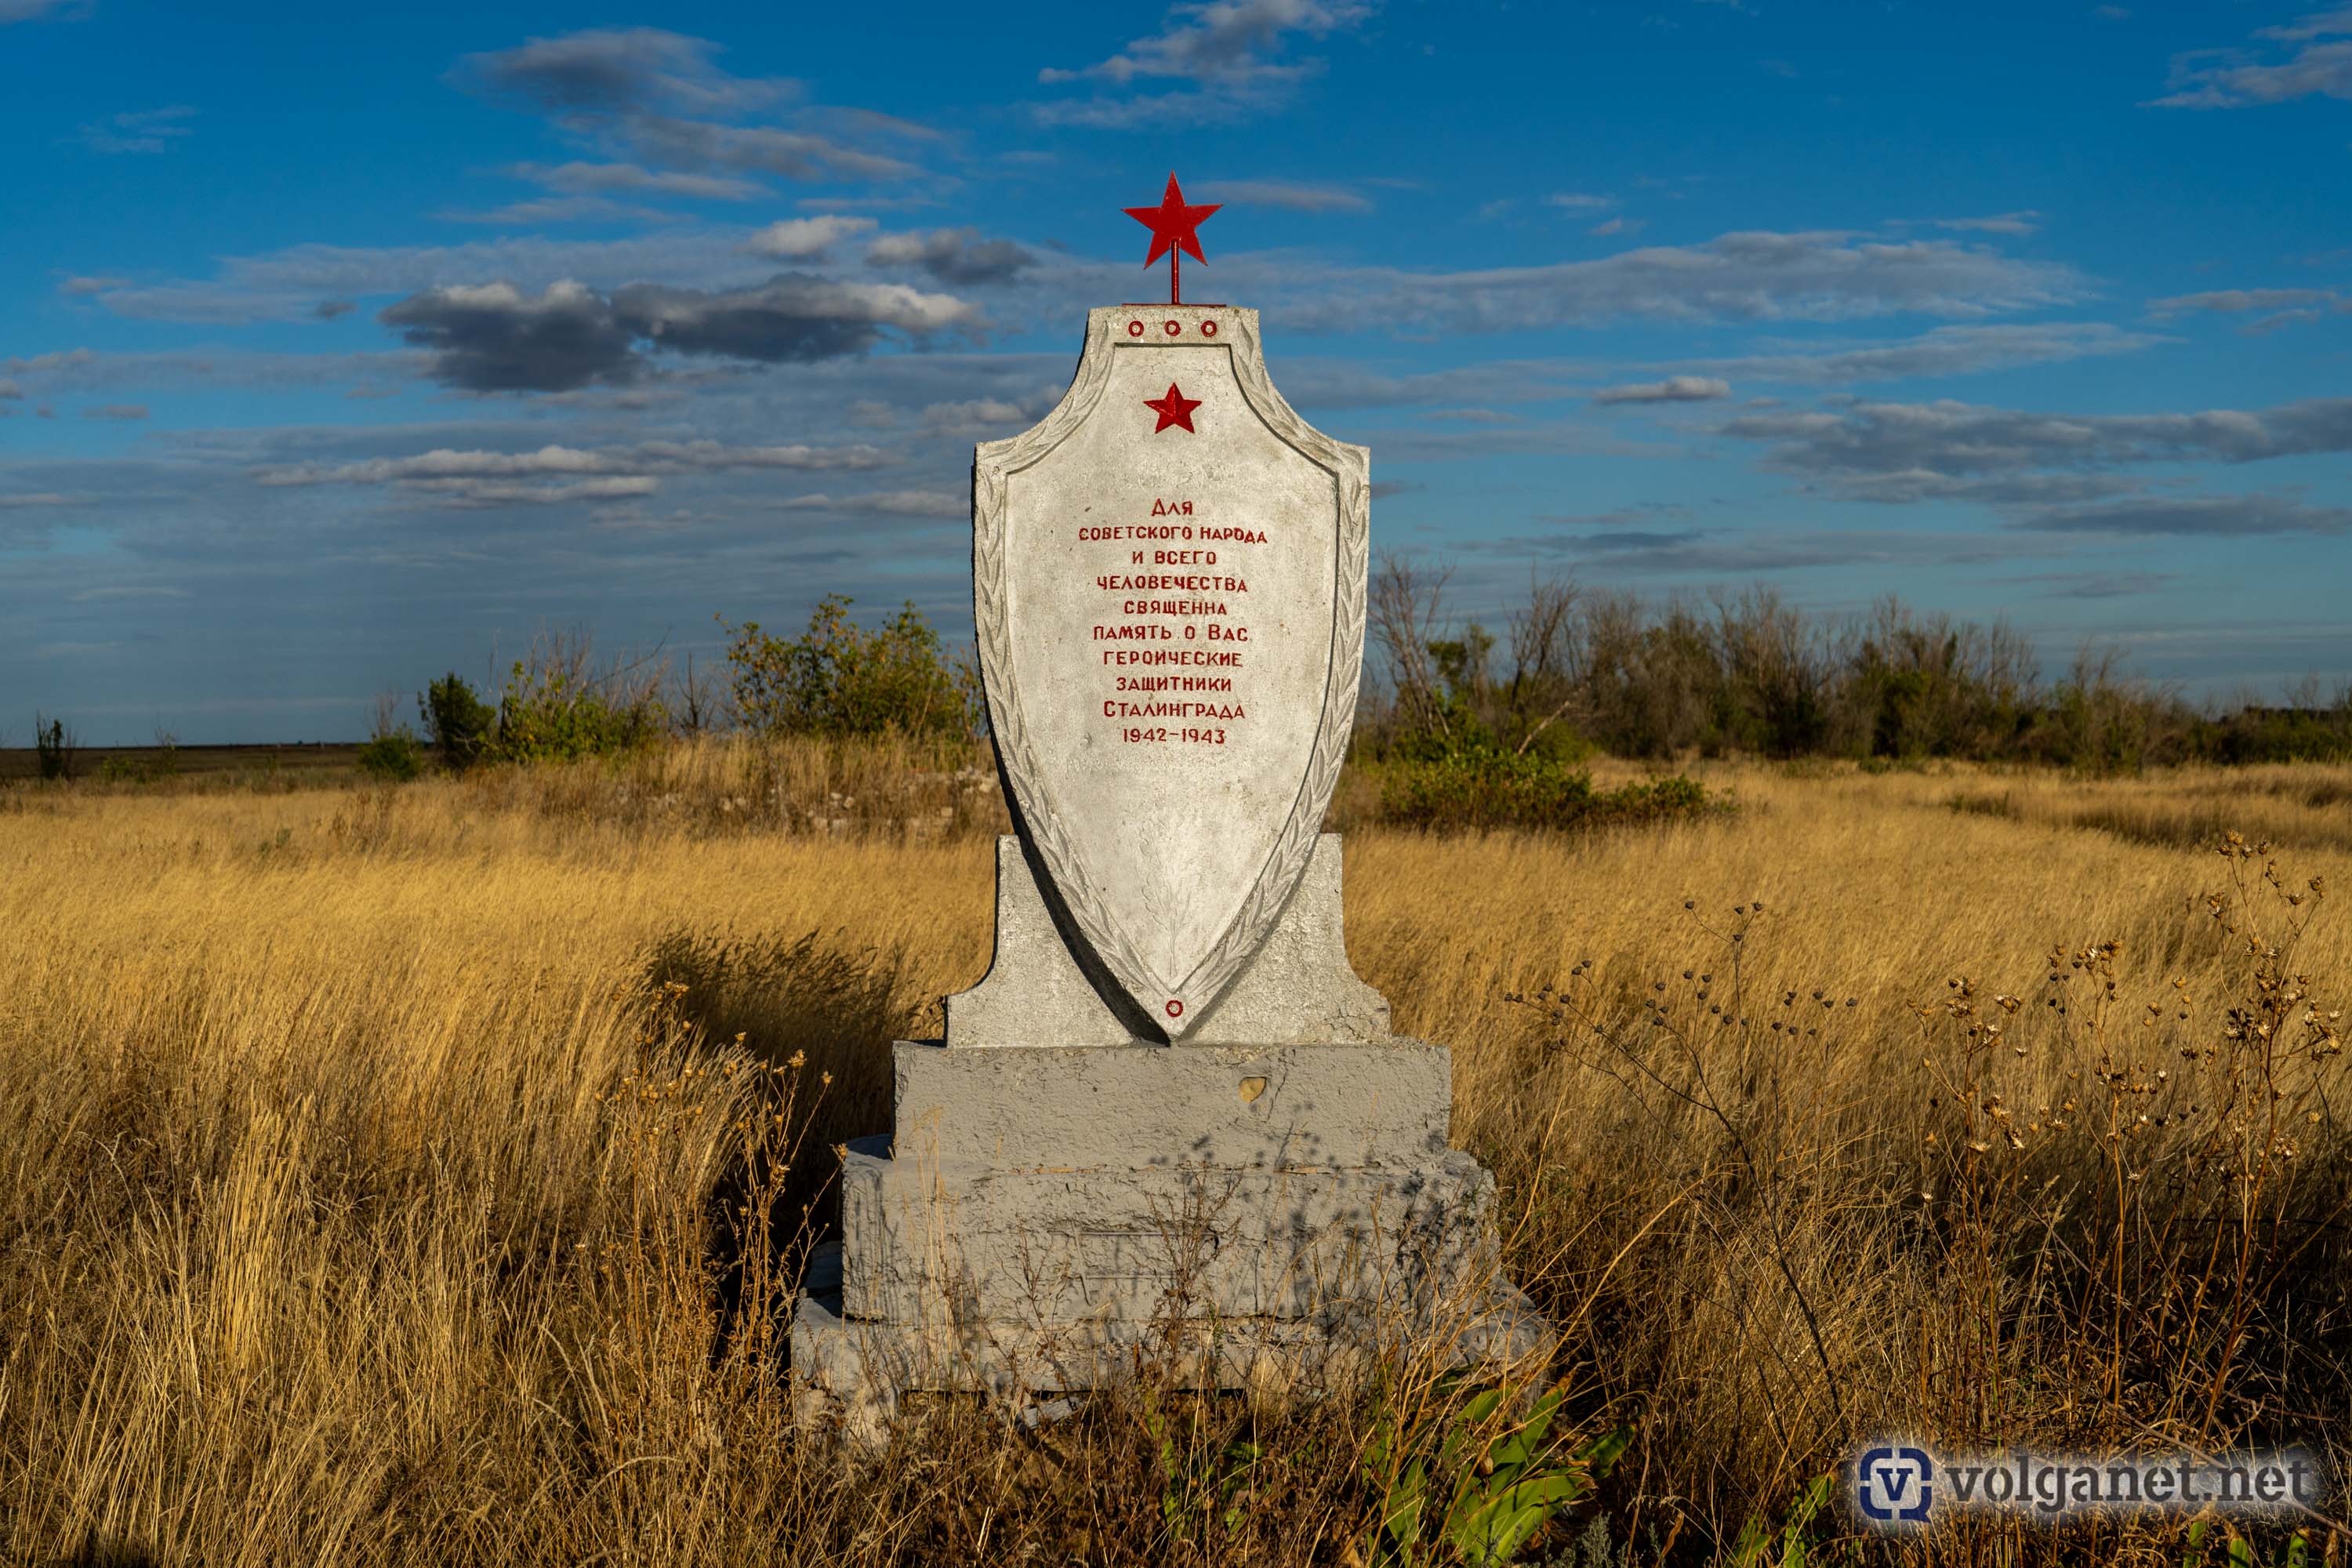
[1163,320,1181,336]
[1200,320,1218,336]
[1165,999,1185,1018]
[1127,320,1145,336]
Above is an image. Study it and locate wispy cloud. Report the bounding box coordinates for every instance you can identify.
[1926,211,2042,236]
[2016,494,2352,536]
[254,437,892,506]
[509,161,769,201]
[779,488,966,517]
[743,215,877,260]
[1592,375,1730,405]
[1675,322,2165,386]
[1278,230,2087,334]
[864,227,1034,285]
[2150,6,2352,107]
[2149,285,2349,321]
[1034,0,1375,126]
[452,27,927,186]
[376,274,981,391]
[1721,394,2352,508]
[74,105,197,155]
[1198,178,1372,212]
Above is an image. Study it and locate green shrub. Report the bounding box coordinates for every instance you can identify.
[489,635,665,764]
[419,673,496,770]
[722,595,979,740]
[1375,740,1712,833]
[356,731,425,782]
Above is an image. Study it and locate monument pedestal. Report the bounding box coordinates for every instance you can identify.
[789,841,1551,1435]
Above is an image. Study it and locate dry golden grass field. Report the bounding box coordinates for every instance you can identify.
[2,744,2348,1566]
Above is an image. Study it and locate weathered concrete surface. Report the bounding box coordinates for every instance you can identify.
[976,305,1369,1036]
[892,1038,1451,1171]
[792,1239,1552,1430]
[840,1137,1494,1324]
[946,833,1391,1047]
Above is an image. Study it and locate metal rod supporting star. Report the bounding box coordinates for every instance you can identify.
[1123,172,1221,305]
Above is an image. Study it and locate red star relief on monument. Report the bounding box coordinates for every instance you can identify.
[1123,172,1220,304]
[1144,383,1201,434]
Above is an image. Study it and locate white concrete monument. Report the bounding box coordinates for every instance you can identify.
[793,177,1544,1428]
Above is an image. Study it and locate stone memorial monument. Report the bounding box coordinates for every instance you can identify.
[793,177,1546,1430]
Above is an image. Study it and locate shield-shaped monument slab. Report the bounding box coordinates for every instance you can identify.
[974,303,1368,1040]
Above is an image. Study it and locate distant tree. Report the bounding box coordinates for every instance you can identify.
[34,713,76,781]
[419,673,497,770]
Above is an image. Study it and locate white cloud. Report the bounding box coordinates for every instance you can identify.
[256,438,891,490]
[441,194,672,227]
[1679,322,2165,386]
[1035,0,1374,125]
[511,161,767,201]
[744,215,878,259]
[780,488,965,517]
[2149,286,2344,317]
[1721,394,2352,506]
[1926,211,2042,235]
[1280,230,2086,334]
[864,227,1033,284]
[74,105,196,155]
[452,27,796,117]
[1592,375,1730,405]
[71,586,191,601]
[1198,179,1370,213]
[2151,8,2352,107]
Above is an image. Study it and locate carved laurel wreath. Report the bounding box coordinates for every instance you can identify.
[973,307,1369,1039]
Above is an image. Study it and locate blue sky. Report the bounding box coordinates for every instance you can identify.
[3,0,2348,743]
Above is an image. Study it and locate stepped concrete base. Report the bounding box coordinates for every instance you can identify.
[791,1040,1552,1439]
[793,1240,1550,1443]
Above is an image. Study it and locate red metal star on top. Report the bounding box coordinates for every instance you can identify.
[1144,382,1201,434]
[1123,172,1221,305]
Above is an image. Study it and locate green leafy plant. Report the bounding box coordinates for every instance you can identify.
[2180,1519,2314,1568]
[1144,1400,1263,1543]
[1359,1377,1630,1567]
[1726,1474,1833,1567]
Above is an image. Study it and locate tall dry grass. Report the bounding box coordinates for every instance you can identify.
[2,756,2348,1564]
